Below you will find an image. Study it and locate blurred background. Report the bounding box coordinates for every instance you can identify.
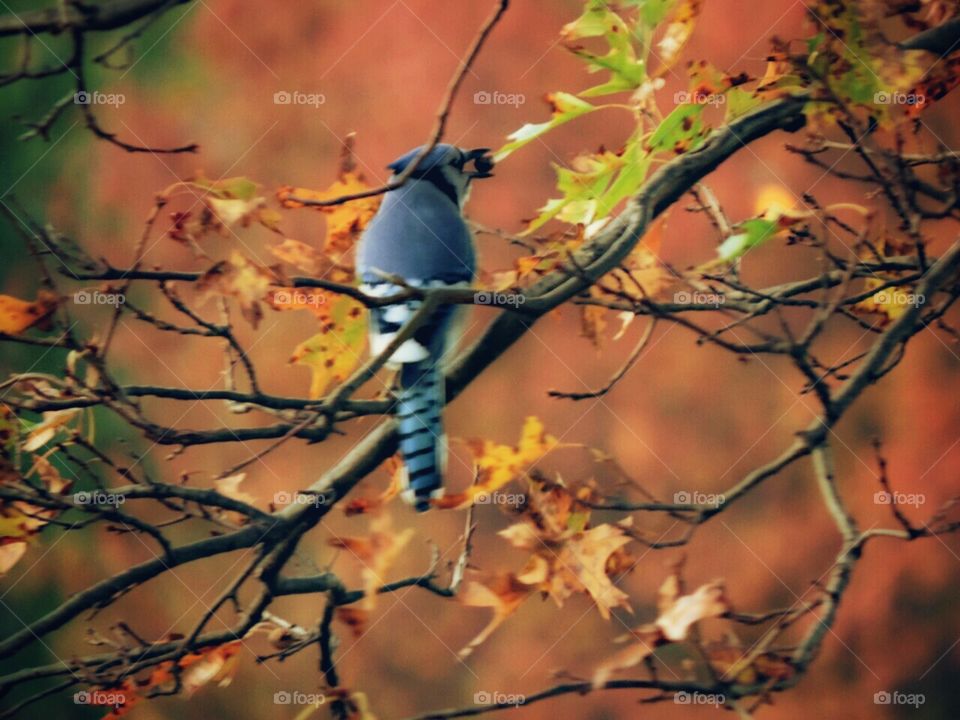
[1,1,959,718]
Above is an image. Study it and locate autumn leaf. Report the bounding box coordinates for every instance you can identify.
[552,523,633,619]
[706,640,795,685]
[328,513,414,610]
[343,455,404,516]
[336,607,369,638]
[656,578,728,640]
[277,171,381,262]
[851,239,924,324]
[178,641,242,696]
[22,408,81,452]
[290,295,367,398]
[587,213,670,346]
[196,251,284,329]
[137,640,242,705]
[166,174,282,246]
[592,571,730,687]
[268,238,324,275]
[458,574,532,659]
[495,93,598,162]
[213,473,257,524]
[436,416,558,509]
[655,0,703,75]
[0,291,58,334]
[0,456,72,574]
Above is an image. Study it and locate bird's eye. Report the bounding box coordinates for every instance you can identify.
[473,155,494,174]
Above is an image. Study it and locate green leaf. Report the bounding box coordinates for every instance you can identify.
[563,2,646,96]
[494,93,598,162]
[290,296,367,399]
[636,0,676,28]
[717,218,779,261]
[595,136,650,216]
[724,87,763,122]
[645,103,704,154]
[192,176,259,201]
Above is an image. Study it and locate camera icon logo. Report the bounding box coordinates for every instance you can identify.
[74,491,91,504]
[73,91,91,105]
[473,91,492,105]
[274,91,292,105]
[675,691,691,704]
[74,290,91,304]
[474,691,491,704]
[873,491,892,505]
[73,691,91,704]
[274,691,292,704]
[874,691,891,704]
[674,491,691,504]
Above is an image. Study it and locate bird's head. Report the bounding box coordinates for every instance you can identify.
[387,143,494,208]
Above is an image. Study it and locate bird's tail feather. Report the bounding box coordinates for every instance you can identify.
[397,361,445,512]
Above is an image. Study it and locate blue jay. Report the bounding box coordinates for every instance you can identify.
[357,144,494,511]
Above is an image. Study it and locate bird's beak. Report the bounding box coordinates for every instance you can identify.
[464,147,494,178]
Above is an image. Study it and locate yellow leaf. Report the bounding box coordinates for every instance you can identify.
[0,291,58,334]
[852,280,921,324]
[438,416,558,508]
[290,296,367,398]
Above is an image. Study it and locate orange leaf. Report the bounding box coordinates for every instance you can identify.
[277,171,381,261]
[0,291,58,334]
[329,513,414,610]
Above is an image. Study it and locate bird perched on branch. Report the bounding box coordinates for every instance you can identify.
[357,144,494,511]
